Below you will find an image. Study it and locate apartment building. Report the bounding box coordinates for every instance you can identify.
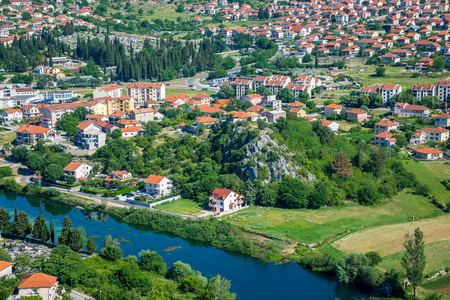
[126,82,165,102]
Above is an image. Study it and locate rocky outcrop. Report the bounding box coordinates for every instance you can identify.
[223,126,300,182]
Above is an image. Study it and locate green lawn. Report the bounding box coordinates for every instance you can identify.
[0,132,15,146]
[379,240,450,274]
[403,161,450,204]
[165,88,216,98]
[343,66,450,90]
[423,275,450,297]
[223,191,441,244]
[153,198,205,216]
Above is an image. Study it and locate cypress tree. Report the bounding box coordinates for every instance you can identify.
[50,215,55,244]
[58,216,72,245]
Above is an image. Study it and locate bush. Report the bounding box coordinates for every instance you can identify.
[365,251,382,266]
[23,183,41,195]
[0,167,13,178]
[3,178,18,191]
[43,188,61,199]
[415,183,431,196]
[66,176,76,185]
[100,245,123,261]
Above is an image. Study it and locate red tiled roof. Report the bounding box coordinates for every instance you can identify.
[415,148,443,154]
[64,162,82,172]
[0,261,12,271]
[18,273,57,289]
[144,174,165,185]
[375,120,397,127]
[16,124,50,134]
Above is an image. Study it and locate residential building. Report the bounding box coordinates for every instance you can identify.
[86,114,108,122]
[20,105,40,118]
[414,148,443,160]
[261,95,282,110]
[126,82,165,102]
[17,273,58,300]
[2,108,22,121]
[436,80,450,102]
[345,108,368,122]
[242,93,262,105]
[374,131,396,147]
[260,110,286,123]
[374,120,399,134]
[229,78,253,99]
[93,84,122,98]
[116,119,142,128]
[130,108,155,122]
[15,124,53,145]
[41,90,74,103]
[322,120,340,132]
[288,107,306,118]
[144,175,173,197]
[412,127,450,143]
[191,93,212,105]
[379,84,402,103]
[412,84,436,101]
[75,121,106,150]
[208,188,243,213]
[196,116,217,125]
[0,261,12,278]
[121,126,142,138]
[324,103,343,115]
[434,113,450,127]
[397,105,430,118]
[39,102,91,128]
[63,161,92,180]
[105,170,133,182]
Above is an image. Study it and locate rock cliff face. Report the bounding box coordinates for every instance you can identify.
[223,126,299,182]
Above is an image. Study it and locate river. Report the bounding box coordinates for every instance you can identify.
[0,192,374,299]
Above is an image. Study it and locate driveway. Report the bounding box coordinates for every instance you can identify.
[69,290,93,300]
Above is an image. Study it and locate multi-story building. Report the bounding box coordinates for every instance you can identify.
[17,273,59,300]
[379,84,402,103]
[15,124,53,145]
[20,105,40,118]
[144,175,173,197]
[1,109,22,121]
[260,110,286,123]
[126,82,165,102]
[75,121,106,150]
[434,113,450,127]
[435,80,450,102]
[374,120,399,134]
[208,188,243,213]
[130,108,155,122]
[93,84,122,98]
[410,126,449,145]
[229,78,253,99]
[39,102,91,128]
[374,132,396,147]
[396,104,430,118]
[63,161,92,180]
[191,92,212,105]
[412,84,436,101]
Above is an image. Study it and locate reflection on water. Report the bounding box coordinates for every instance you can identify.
[0,192,374,300]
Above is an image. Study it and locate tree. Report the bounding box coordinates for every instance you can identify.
[13,211,32,238]
[244,181,256,206]
[67,228,83,252]
[176,4,184,12]
[111,128,122,139]
[365,251,382,266]
[22,11,32,20]
[36,76,48,89]
[401,228,426,297]
[87,238,97,254]
[14,253,31,271]
[303,53,312,63]
[369,93,384,107]
[167,261,193,281]
[0,247,12,262]
[50,215,55,244]
[205,275,236,300]
[433,56,445,69]
[375,66,386,77]
[279,176,308,208]
[256,85,272,97]
[331,152,353,178]
[44,164,64,182]
[257,182,278,207]
[58,216,72,245]
[11,147,28,161]
[32,213,49,242]
[100,245,123,261]
[277,87,295,102]
[66,176,76,185]
[219,85,235,99]
[138,250,167,275]
[26,153,45,171]
[298,91,310,103]
[0,208,10,233]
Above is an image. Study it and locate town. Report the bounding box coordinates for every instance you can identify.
[0,0,450,298]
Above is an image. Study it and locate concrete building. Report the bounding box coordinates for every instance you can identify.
[75,121,106,150]
[126,82,165,102]
[414,148,443,160]
[15,124,53,145]
[17,273,59,300]
[208,188,243,213]
[374,120,399,134]
[0,261,12,278]
[260,110,286,123]
[93,84,122,98]
[144,175,173,197]
[63,161,92,180]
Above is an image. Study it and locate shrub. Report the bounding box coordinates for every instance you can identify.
[43,188,61,199]
[100,245,123,261]
[23,183,41,195]
[66,176,76,185]
[415,184,431,196]
[0,167,13,178]
[3,178,18,191]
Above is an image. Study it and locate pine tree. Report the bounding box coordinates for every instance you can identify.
[402,228,426,297]
[58,216,72,245]
[13,211,32,238]
[315,52,319,68]
[13,205,17,224]
[50,215,55,244]
[331,152,354,178]
[32,213,49,242]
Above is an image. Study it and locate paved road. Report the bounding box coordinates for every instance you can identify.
[69,290,93,300]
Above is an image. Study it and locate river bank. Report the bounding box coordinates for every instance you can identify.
[0,191,375,299]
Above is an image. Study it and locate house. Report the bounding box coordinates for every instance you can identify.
[105,170,133,182]
[288,107,306,118]
[0,261,12,278]
[2,108,22,121]
[15,124,53,145]
[242,93,262,105]
[260,110,286,123]
[374,120,399,134]
[324,103,343,115]
[322,120,340,132]
[379,84,402,103]
[374,132,396,147]
[436,80,450,102]
[116,119,142,128]
[76,121,106,150]
[121,126,142,138]
[196,116,217,125]
[191,93,212,105]
[434,113,450,127]
[346,108,368,122]
[93,84,122,98]
[20,105,40,118]
[416,127,449,143]
[208,188,243,213]
[397,105,430,118]
[86,114,108,122]
[63,161,92,180]
[414,148,443,160]
[126,82,165,102]
[17,273,58,300]
[144,175,173,197]
[130,108,155,122]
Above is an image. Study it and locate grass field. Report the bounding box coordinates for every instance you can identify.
[423,275,450,296]
[333,214,450,256]
[378,239,450,274]
[403,161,450,204]
[0,132,16,146]
[224,191,441,244]
[342,65,450,90]
[153,198,205,216]
[165,88,216,97]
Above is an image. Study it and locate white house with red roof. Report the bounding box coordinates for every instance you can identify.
[395,104,430,118]
[105,170,133,182]
[322,120,340,132]
[63,161,92,180]
[410,127,449,144]
[144,175,173,197]
[379,84,402,103]
[2,108,22,121]
[0,261,12,278]
[434,113,450,127]
[374,120,399,134]
[208,188,243,213]
[242,93,262,105]
[93,84,122,99]
[17,273,59,299]
[414,148,443,160]
[324,103,343,115]
[374,132,396,147]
